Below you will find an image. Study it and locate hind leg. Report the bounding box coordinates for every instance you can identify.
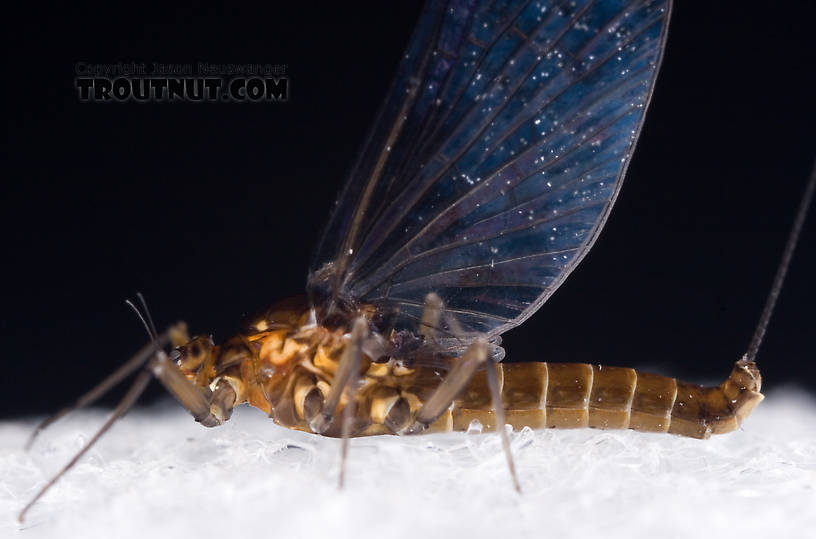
[407,295,522,492]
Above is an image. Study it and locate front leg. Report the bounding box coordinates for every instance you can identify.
[19,325,239,522]
[150,351,236,427]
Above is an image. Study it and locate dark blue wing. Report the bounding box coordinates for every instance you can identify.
[308,0,672,341]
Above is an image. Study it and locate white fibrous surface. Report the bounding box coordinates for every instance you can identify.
[2,389,815,539]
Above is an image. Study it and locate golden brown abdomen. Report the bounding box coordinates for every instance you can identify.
[449,360,763,439]
[250,323,764,439]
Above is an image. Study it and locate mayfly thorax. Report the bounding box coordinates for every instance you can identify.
[19,0,815,522]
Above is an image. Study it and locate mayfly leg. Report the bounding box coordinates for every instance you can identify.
[17,344,162,523]
[307,317,369,487]
[25,297,185,451]
[18,324,237,523]
[25,332,171,450]
[148,349,233,428]
[419,292,465,342]
[483,362,521,493]
[338,319,369,488]
[121,298,235,428]
[409,293,522,492]
[403,339,489,433]
[403,337,522,493]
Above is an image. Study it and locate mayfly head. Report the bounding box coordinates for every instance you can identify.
[173,335,216,378]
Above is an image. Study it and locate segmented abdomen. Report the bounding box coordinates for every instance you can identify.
[248,327,764,439]
[443,360,763,439]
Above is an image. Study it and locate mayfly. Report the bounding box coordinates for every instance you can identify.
[20,0,815,522]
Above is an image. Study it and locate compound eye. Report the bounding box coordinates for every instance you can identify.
[178,336,212,371]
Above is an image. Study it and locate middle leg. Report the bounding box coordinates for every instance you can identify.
[306,317,369,487]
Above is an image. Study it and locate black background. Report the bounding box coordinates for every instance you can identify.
[4,1,815,418]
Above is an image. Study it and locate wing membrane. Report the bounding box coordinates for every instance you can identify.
[308,0,672,340]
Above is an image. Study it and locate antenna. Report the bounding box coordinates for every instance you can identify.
[743,160,816,363]
[137,292,159,339]
[125,292,158,341]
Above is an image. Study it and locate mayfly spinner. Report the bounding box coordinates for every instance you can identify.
[20,0,815,522]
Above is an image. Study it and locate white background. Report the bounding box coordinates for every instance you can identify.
[3,389,815,539]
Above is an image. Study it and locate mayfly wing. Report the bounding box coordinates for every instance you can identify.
[308,0,672,344]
